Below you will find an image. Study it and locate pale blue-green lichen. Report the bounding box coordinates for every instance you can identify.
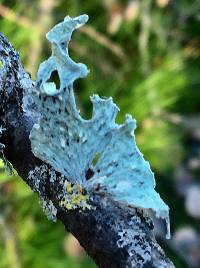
[37,14,89,96]
[24,15,170,238]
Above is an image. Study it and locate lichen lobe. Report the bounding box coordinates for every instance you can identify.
[37,14,89,95]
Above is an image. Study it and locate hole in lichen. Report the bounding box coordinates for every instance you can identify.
[85,168,94,180]
[0,59,4,69]
[92,153,102,166]
[46,70,60,90]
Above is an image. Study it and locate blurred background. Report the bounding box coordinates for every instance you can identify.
[0,0,200,267]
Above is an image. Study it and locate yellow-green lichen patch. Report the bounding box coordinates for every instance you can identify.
[0,59,4,69]
[59,182,91,211]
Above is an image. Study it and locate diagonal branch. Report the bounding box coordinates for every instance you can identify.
[0,32,174,268]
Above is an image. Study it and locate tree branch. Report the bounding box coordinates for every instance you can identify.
[0,32,174,268]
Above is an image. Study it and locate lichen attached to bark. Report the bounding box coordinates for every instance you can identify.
[24,15,170,238]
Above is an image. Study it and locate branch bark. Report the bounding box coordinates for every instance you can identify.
[0,33,175,268]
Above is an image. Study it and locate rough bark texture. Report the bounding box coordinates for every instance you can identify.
[0,33,175,268]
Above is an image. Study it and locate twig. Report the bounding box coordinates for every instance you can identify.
[80,25,127,61]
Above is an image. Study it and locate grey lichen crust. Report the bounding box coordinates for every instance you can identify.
[24,15,170,238]
[28,164,58,221]
[28,164,91,221]
[0,125,12,174]
[0,125,5,160]
[117,216,152,267]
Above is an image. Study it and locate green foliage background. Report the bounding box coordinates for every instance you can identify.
[0,0,200,267]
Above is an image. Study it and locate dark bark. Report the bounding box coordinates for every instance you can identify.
[0,33,175,268]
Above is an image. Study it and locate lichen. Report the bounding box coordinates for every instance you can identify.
[24,15,170,238]
[59,181,91,210]
[117,216,152,267]
[28,164,91,221]
[28,164,58,221]
[0,125,13,175]
[37,14,89,95]
[40,198,57,222]
[95,205,154,268]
